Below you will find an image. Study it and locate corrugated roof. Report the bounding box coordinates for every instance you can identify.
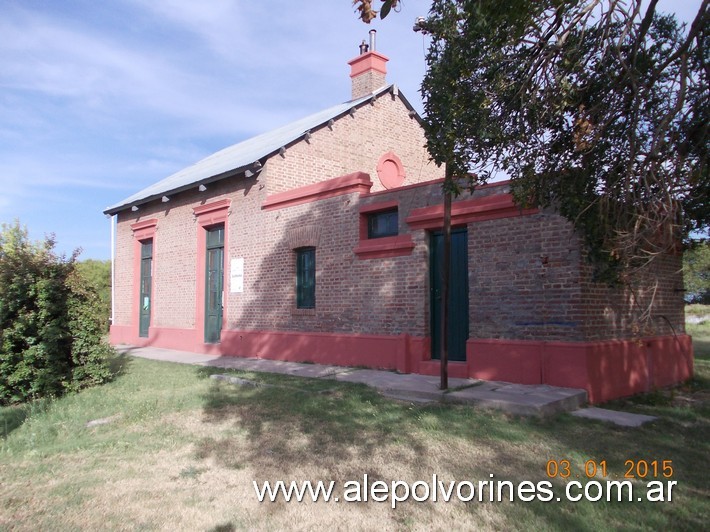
[104,85,409,215]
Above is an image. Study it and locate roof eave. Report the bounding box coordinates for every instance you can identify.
[102,165,253,216]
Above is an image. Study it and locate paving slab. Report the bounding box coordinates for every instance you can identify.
[571,407,657,427]
[201,357,348,378]
[332,369,473,400]
[118,346,348,378]
[445,384,587,417]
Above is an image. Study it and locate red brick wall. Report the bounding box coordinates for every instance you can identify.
[580,253,686,340]
[112,93,440,336]
[468,210,585,342]
[263,92,440,195]
[113,178,240,331]
[112,89,685,353]
[351,70,387,99]
[113,175,686,347]
[230,180,437,337]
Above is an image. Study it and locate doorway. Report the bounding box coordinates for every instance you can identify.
[204,225,224,343]
[139,239,152,338]
[430,228,469,361]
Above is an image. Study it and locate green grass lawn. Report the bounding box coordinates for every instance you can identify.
[1,345,708,530]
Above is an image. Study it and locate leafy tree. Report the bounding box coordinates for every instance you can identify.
[0,221,113,404]
[65,270,114,391]
[75,259,111,332]
[684,242,710,303]
[358,0,708,277]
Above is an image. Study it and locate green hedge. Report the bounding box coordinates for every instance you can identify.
[0,222,113,404]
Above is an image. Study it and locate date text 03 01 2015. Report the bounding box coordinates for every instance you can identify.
[546,459,674,480]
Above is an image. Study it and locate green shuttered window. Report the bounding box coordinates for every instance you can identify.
[296,247,315,309]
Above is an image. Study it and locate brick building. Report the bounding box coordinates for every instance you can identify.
[105,45,692,403]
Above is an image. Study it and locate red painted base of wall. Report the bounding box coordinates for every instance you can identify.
[110,325,429,373]
[467,336,694,403]
[110,325,693,404]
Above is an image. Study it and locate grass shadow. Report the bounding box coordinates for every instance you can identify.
[0,404,30,439]
[196,367,431,476]
[108,351,133,379]
[0,397,51,440]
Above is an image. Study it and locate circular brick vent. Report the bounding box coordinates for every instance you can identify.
[376,151,405,189]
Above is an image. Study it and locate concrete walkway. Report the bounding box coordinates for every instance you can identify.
[117,345,590,417]
[119,345,662,425]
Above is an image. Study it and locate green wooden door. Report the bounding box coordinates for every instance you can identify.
[139,240,152,338]
[430,228,469,361]
[205,226,224,343]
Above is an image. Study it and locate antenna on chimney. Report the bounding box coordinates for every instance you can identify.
[369,29,377,51]
[413,16,428,34]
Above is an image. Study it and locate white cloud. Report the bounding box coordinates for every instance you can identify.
[0,0,435,259]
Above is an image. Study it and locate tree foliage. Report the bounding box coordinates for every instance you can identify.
[421,0,708,278]
[354,0,400,22]
[0,221,113,404]
[684,241,710,303]
[75,259,112,332]
[357,0,709,280]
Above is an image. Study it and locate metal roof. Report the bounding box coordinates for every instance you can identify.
[104,85,414,215]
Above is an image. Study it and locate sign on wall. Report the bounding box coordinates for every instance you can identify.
[230,257,244,293]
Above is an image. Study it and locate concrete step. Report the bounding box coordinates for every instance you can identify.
[443,383,588,417]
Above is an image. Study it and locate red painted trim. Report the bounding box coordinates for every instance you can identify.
[130,218,158,241]
[348,51,389,77]
[110,326,422,374]
[363,178,445,198]
[193,198,231,226]
[406,193,538,230]
[109,324,131,345]
[131,229,157,341]
[109,324,693,405]
[362,178,511,199]
[130,218,158,232]
[467,336,693,403]
[194,199,231,344]
[193,198,231,216]
[376,151,405,189]
[262,171,373,211]
[359,200,399,214]
[354,234,415,259]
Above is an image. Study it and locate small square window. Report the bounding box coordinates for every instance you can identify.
[296,247,315,309]
[367,209,398,239]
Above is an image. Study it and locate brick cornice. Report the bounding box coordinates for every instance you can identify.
[354,234,415,259]
[130,218,158,240]
[262,172,373,211]
[193,198,231,226]
[406,193,538,230]
[348,51,389,77]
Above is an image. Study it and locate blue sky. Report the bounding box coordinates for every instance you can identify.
[0,0,701,260]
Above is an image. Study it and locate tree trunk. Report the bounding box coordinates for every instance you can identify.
[440,165,453,390]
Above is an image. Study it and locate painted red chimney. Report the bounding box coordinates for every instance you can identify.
[347,30,389,100]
